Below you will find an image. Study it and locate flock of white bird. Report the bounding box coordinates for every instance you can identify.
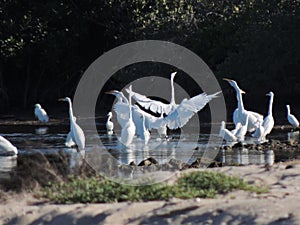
[220,78,299,144]
[106,72,220,147]
[0,74,299,156]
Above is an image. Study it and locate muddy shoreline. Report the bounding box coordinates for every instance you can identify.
[1,163,300,225]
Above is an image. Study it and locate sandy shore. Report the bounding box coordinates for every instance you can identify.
[1,163,300,225]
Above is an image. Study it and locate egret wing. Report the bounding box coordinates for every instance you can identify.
[113,103,130,128]
[164,92,220,129]
[127,89,172,115]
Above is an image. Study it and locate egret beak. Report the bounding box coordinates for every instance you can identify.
[223,78,232,82]
[58,98,65,101]
[240,89,246,94]
[105,90,114,94]
[266,93,270,96]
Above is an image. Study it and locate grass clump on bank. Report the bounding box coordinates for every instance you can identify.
[42,171,267,204]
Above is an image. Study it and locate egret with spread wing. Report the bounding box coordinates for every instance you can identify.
[128,72,177,115]
[163,91,220,129]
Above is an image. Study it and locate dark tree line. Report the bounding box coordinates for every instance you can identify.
[1,0,299,118]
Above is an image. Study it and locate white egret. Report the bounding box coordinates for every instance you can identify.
[59,97,85,150]
[230,122,242,136]
[219,121,238,142]
[0,136,18,155]
[111,86,220,141]
[106,112,114,134]
[119,85,136,147]
[65,116,76,147]
[109,90,165,138]
[235,115,249,142]
[286,105,299,128]
[128,72,177,115]
[262,92,275,137]
[34,103,49,122]
[223,78,263,132]
[131,105,164,136]
[252,121,265,142]
[106,90,129,128]
[126,71,220,130]
[157,112,167,138]
[140,114,150,145]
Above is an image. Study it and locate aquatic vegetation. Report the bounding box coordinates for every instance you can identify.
[42,171,267,204]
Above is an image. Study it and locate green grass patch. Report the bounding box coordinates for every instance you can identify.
[42,171,267,204]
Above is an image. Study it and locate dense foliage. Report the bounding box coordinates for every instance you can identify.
[1,0,299,116]
[42,171,267,203]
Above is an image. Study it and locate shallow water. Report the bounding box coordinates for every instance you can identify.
[0,120,299,185]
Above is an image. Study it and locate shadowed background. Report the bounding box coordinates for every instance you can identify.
[0,0,299,123]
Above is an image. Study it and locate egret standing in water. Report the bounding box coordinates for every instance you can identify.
[262,92,275,138]
[223,78,263,132]
[235,114,249,142]
[286,105,299,128]
[59,97,85,150]
[0,136,18,156]
[120,85,136,147]
[106,112,114,135]
[252,121,265,143]
[109,89,165,139]
[140,114,150,145]
[219,121,238,143]
[34,104,49,123]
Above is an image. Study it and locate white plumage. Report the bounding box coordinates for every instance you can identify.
[140,114,150,145]
[219,121,238,142]
[106,112,114,133]
[34,104,49,122]
[252,121,265,142]
[230,122,242,136]
[163,91,220,129]
[109,91,165,138]
[106,90,129,128]
[59,97,85,150]
[286,105,299,128]
[0,135,18,155]
[119,85,136,147]
[223,78,263,132]
[129,72,177,115]
[235,115,249,142]
[262,91,275,137]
